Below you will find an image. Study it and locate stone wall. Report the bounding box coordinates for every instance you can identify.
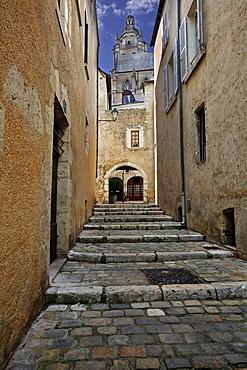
[0,0,98,367]
[153,0,247,257]
[97,72,155,204]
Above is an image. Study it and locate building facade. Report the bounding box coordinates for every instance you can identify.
[0,0,98,367]
[151,0,247,257]
[96,16,155,204]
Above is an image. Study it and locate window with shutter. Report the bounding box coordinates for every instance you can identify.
[163,65,169,110]
[173,38,178,95]
[180,17,188,81]
[162,10,168,50]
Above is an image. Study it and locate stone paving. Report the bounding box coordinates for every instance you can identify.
[6,204,247,369]
[6,299,247,369]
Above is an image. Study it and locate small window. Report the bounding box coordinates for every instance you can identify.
[162,9,168,50]
[122,90,135,104]
[131,131,139,147]
[180,0,204,81]
[163,39,178,111]
[56,0,68,44]
[84,11,89,64]
[195,104,206,162]
[222,208,236,247]
[85,118,89,154]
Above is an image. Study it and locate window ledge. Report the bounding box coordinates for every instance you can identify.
[56,1,67,46]
[164,93,178,114]
[184,46,206,83]
[84,64,90,80]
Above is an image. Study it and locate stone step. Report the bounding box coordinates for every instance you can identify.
[89,215,174,223]
[93,210,165,216]
[68,247,235,263]
[76,229,205,243]
[84,221,183,231]
[46,257,247,304]
[94,203,159,208]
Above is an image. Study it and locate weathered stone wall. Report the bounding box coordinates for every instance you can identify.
[97,72,155,204]
[153,0,247,257]
[0,0,98,367]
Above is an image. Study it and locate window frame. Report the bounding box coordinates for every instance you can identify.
[195,104,206,163]
[131,130,140,148]
[163,39,178,111]
[162,9,169,51]
[180,0,205,82]
[56,0,68,45]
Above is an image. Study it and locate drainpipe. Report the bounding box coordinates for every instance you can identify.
[177,0,186,226]
[96,44,99,179]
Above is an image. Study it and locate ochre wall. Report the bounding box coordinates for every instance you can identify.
[154,0,247,257]
[0,0,98,367]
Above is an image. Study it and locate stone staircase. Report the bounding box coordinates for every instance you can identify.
[46,203,247,305]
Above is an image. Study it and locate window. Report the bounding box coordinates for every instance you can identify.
[56,0,68,44]
[84,11,89,64]
[126,126,143,148]
[122,79,132,91]
[85,118,89,154]
[180,0,204,81]
[163,39,178,110]
[195,104,206,162]
[122,90,135,104]
[162,10,168,51]
[131,131,139,147]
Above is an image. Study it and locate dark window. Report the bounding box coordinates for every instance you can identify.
[84,11,88,64]
[222,208,236,246]
[196,105,206,162]
[131,131,139,147]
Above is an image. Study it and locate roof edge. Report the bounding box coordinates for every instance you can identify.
[150,0,166,47]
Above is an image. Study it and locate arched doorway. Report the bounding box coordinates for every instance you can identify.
[127,176,143,200]
[104,162,148,203]
[109,177,123,203]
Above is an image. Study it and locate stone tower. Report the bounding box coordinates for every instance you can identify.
[111,15,154,106]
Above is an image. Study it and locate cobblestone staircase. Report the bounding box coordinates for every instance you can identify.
[46,203,247,304]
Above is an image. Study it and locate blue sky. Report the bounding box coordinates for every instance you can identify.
[96,0,159,73]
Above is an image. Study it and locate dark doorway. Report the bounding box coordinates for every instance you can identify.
[50,121,65,263]
[222,208,236,247]
[127,176,143,200]
[109,177,123,203]
[50,97,68,264]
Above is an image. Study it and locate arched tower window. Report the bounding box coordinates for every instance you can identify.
[122,90,135,104]
[122,79,132,91]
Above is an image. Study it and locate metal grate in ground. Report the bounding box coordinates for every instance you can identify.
[142,268,203,285]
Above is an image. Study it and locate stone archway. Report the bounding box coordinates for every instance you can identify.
[104,162,148,203]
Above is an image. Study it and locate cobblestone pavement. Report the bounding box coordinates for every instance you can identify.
[6,299,247,369]
[6,204,247,369]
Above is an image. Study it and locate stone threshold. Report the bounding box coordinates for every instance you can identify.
[68,249,235,263]
[46,281,247,304]
[76,234,205,243]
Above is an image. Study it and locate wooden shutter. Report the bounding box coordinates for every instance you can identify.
[180,17,188,81]
[162,10,168,50]
[197,0,204,46]
[173,38,178,95]
[163,65,169,110]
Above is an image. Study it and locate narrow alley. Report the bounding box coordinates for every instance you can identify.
[6,204,247,369]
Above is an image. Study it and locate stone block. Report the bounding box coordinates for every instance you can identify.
[143,235,178,242]
[105,253,156,263]
[212,281,247,299]
[68,251,102,262]
[46,286,103,304]
[105,285,162,303]
[136,358,160,369]
[161,284,216,301]
[179,234,204,242]
[157,251,207,261]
